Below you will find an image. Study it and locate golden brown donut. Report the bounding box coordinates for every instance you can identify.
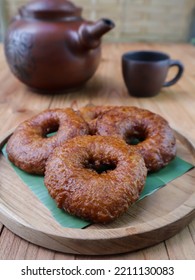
[44,135,147,223]
[92,106,176,172]
[6,108,89,174]
[79,105,113,123]
[79,105,113,133]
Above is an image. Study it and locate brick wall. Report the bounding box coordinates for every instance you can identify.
[3,0,195,42]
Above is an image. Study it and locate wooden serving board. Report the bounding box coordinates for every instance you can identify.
[0,131,195,255]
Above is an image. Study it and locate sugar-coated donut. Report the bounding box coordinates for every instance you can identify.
[6,108,89,174]
[44,135,147,223]
[92,106,176,172]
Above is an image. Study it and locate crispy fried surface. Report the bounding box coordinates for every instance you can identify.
[6,105,176,223]
[79,105,113,123]
[92,106,176,172]
[44,135,147,223]
[79,105,113,134]
[6,108,89,174]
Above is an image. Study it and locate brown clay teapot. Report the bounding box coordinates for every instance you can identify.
[4,0,115,91]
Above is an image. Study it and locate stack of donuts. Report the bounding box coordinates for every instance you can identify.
[6,106,176,223]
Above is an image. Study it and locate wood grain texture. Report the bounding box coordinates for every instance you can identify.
[76,243,169,260]
[0,43,195,259]
[165,227,195,259]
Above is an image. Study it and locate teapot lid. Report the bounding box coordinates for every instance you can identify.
[20,0,82,19]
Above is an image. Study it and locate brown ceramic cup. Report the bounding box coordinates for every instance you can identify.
[122,50,184,97]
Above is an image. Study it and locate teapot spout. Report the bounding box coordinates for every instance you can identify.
[79,18,115,49]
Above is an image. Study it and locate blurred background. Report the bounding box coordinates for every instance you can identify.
[0,0,195,43]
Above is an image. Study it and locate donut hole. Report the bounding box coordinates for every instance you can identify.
[84,157,117,174]
[124,130,146,145]
[43,122,60,138]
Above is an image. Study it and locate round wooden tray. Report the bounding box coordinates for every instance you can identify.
[0,131,195,255]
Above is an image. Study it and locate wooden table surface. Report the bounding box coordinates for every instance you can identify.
[0,42,195,260]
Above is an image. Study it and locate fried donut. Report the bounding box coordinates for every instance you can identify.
[44,135,147,223]
[6,108,89,174]
[79,105,113,123]
[79,105,113,133]
[93,106,176,172]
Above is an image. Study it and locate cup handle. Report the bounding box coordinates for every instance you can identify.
[163,60,184,87]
